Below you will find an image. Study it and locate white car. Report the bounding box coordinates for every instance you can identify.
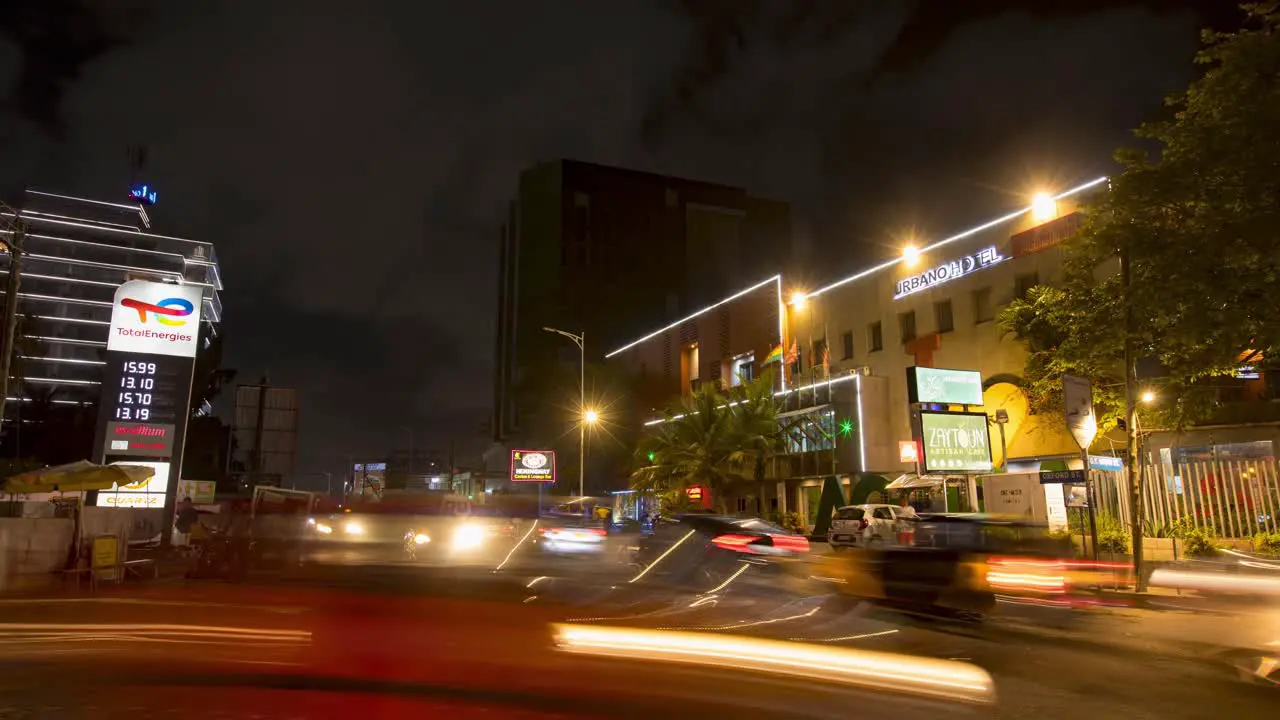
[828,504,907,549]
[539,522,608,555]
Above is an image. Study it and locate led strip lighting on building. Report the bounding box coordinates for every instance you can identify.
[804,176,1108,300]
[605,274,782,358]
[606,177,1107,362]
[643,372,860,427]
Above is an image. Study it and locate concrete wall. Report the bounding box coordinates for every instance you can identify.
[0,517,74,579]
[0,507,159,588]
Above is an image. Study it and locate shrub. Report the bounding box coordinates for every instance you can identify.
[1180,526,1218,557]
[1253,531,1280,557]
[1098,527,1130,555]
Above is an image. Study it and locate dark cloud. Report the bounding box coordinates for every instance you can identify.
[0,0,1219,472]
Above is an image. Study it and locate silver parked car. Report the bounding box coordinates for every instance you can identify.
[828,504,908,550]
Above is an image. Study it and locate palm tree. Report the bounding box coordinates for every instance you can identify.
[632,372,789,515]
[725,370,790,515]
[632,383,747,514]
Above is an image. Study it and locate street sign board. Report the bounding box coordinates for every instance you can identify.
[510,449,556,483]
[1062,374,1097,449]
[1088,455,1124,472]
[1039,469,1086,484]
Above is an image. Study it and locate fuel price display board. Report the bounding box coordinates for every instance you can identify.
[99,351,190,425]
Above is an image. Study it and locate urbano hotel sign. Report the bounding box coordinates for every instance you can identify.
[894,246,1006,299]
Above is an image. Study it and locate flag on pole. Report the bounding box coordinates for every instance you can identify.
[784,341,799,365]
[763,343,784,365]
[822,344,830,376]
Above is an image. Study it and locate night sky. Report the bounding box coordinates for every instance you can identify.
[0,1,1238,477]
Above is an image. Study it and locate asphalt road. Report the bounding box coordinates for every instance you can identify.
[0,553,1275,718]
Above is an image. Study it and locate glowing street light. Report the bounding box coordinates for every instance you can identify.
[902,244,921,267]
[584,408,600,424]
[1031,192,1058,223]
[789,291,808,310]
[544,326,589,501]
[1141,390,1156,404]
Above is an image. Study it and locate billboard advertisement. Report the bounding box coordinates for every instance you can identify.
[510,450,555,483]
[103,422,176,457]
[919,411,992,474]
[95,460,171,508]
[907,366,984,406]
[176,479,216,504]
[107,280,203,358]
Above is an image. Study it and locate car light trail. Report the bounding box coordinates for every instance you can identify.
[658,606,819,632]
[552,624,995,704]
[628,530,696,583]
[494,520,539,571]
[702,563,750,594]
[787,629,899,643]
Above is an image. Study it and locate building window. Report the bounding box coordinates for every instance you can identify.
[898,311,916,343]
[973,287,994,323]
[841,331,854,360]
[934,300,954,333]
[1014,272,1040,301]
[869,322,883,352]
[683,343,700,393]
[812,338,827,369]
[731,354,755,386]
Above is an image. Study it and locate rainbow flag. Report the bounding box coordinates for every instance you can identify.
[763,343,784,365]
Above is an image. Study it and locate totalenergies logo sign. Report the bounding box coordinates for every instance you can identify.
[121,296,194,327]
[107,280,203,358]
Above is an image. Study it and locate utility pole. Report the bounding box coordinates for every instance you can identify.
[1120,246,1145,591]
[0,202,26,423]
[447,439,455,494]
[543,327,590,503]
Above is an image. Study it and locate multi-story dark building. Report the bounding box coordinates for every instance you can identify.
[0,190,222,460]
[491,160,792,456]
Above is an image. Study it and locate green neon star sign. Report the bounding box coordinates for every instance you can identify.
[839,419,854,436]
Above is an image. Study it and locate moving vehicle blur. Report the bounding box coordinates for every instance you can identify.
[304,492,523,565]
[631,514,809,591]
[537,519,607,556]
[822,513,1127,618]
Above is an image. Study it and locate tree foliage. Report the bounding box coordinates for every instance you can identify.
[631,371,788,513]
[999,3,1280,432]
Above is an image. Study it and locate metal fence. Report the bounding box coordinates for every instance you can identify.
[1091,460,1280,537]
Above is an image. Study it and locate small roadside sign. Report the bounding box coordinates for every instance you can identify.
[1039,469,1086,484]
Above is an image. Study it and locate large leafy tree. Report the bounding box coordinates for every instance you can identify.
[1000,2,1280,433]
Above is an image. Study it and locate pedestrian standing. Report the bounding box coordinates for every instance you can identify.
[173,497,199,549]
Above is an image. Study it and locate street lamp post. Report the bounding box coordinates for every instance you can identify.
[543,327,593,502]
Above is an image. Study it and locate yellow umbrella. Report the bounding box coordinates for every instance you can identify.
[3,460,156,495]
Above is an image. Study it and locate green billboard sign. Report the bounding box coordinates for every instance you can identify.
[919,411,992,473]
[907,366,985,406]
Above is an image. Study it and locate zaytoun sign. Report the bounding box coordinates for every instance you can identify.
[895,246,1006,299]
